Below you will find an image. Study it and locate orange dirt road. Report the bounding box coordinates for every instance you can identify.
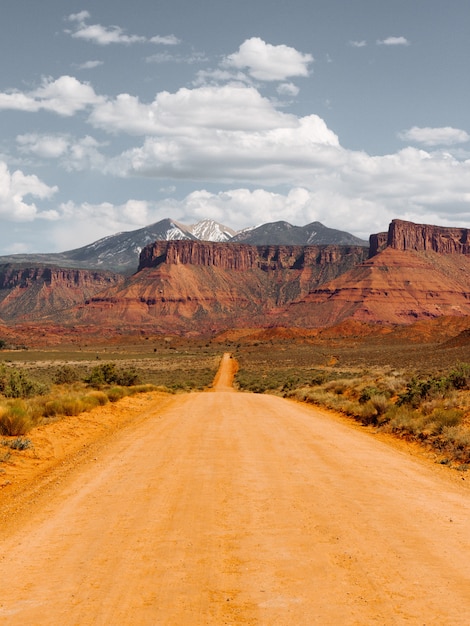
[0,354,469,625]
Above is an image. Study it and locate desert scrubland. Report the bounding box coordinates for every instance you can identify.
[0,337,469,624]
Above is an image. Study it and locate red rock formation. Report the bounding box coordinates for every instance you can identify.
[287,247,470,327]
[61,242,368,332]
[138,240,368,273]
[0,265,123,322]
[369,219,470,256]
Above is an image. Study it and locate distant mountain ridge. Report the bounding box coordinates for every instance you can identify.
[1,219,470,335]
[0,218,367,273]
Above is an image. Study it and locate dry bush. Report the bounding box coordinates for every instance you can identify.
[106,386,129,403]
[0,400,34,436]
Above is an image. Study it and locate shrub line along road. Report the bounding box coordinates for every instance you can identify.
[0,353,469,624]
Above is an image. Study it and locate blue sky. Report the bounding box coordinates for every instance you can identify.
[1,0,469,253]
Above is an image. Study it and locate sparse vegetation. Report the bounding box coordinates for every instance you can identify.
[0,349,219,436]
[234,343,470,467]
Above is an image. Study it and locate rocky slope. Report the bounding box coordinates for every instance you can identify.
[61,241,368,332]
[1,219,470,335]
[0,265,123,322]
[286,246,470,327]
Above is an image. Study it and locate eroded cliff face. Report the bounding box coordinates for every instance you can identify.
[369,220,470,257]
[64,241,368,332]
[138,240,368,273]
[0,265,123,321]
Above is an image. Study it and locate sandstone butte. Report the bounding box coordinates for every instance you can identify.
[1,218,470,336]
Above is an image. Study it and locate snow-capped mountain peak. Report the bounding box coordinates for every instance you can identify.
[189,219,237,242]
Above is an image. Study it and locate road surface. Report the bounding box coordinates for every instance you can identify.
[0,353,469,625]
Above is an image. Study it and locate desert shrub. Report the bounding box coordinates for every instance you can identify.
[422,408,463,435]
[446,363,470,390]
[128,384,158,394]
[0,400,33,436]
[106,386,129,402]
[44,396,85,417]
[0,339,6,350]
[0,364,48,399]
[323,379,350,395]
[54,365,81,385]
[84,362,140,388]
[3,437,32,450]
[384,405,419,433]
[83,390,109,408]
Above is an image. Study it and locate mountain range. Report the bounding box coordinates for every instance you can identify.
[1,218,470,342]
[0,219,367,274]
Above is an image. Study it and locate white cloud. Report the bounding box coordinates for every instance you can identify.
[223,37,313,81]
[350,40,367,48]
[66,11,179,47]
[17,133,70,158]
[76,60,104,70]
[146,51,207,65]
[89,84,305,135]
[55,199,152,249]
[16,133,106,171]
[0,161,58,221]
[149,35,180,45]
[277,82,300,97]
[71,23,146,45]
[0,75,103,116]
[67,11,91,23]
[399,126,470,146]
[377,36,410,46]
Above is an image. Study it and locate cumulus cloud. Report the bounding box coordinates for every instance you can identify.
[399,126,470,146]
[0,161,58,221]
[0,75,103,116]
[66,11,179,47]
[17,133,70,159]
[377,36,409,46]
[16,133,106,171]
[89,84,307,135]
[54,199,152,249]
[223,37,313,81]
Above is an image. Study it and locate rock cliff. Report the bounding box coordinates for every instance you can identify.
[138,240,368,273]
[369,219,470,256]
[0,265,123,321]
[63,241,368,332]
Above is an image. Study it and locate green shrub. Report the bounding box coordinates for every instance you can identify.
[54,365,81,385]
[84,362,140,388]
[0,364,48,398]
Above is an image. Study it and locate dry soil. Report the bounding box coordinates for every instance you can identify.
[0,353,469,625]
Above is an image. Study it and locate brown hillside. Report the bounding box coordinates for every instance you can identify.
[0,266,123,322]
[286,247,470,327]
[56,241,367,332]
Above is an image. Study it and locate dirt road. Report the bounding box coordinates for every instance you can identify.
[0,354,469,625]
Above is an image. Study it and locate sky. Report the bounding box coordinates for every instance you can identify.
[1,0,469,254]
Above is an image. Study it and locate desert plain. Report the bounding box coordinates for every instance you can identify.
[0,328,469,624]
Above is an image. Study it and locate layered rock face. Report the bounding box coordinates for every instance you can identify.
[69,241,368,332]
[370,219,470,256]
[138,240,368,273]
[0,265,123,321]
